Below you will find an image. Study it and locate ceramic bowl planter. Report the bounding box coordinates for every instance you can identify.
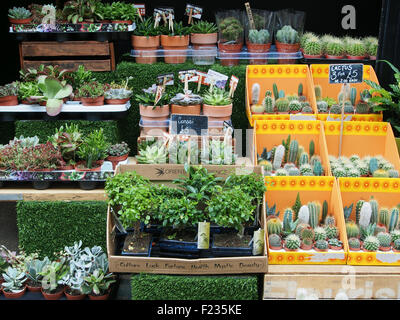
[218,42,243,66]
[139,104,170,120]
[41,287,64,300]
[246,42,271,65]
[202,103,232,121]
[0,95,18,106]
[131,35,160,64]
[2,286,27,299]
[81,96,104,106]
[161,35,190,64]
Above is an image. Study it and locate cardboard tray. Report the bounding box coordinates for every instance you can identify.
[245,65,318,127]
[339,178,400,266]
[265,176,348,265]
[311,64,383,122]
[106,165,268,274]
[254,119,332,176]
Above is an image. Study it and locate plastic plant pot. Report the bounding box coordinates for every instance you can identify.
[0,95,18,106]
[191,33,218,65]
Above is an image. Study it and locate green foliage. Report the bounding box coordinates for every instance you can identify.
[133,17,160,36]
[76,128,109,168]
[160,21,190,36]
[202,87,232,106]
[0,82,19,97]
[218,17,243,42]
[8,7,31,19]
[131,273,259,300]
[224,171,266,205]
[190,20,218,34]
[77,81,107,98]
[17,201,107,259]
[62,0,103,23]
[109,1,137,21]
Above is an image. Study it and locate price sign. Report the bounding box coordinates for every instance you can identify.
[170,114,208,136]
[329,64,364,84]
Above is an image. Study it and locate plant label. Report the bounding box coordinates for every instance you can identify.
[197,222,210,249]
[185,4,203,21]
[154,8,174,25]
[326,115,353,121]
[253,229,265,256]
[290,114,317,120]
[134,3,146,16]
[157,73,174,86]
[207,70,228,89]
[329,64,364,84]
[170,114,209,136]
[229,75,239,97]
[154,85,164,105]
[178,70,199,83]
[244,2,255,30]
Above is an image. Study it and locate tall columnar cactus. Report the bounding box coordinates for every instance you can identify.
[288,140,299,164]
[308,202,319,229]
[369,158,379,175]
[350,87,357,106]
[313,161,323,176]
[359,202,372,229]
[298,205,310,224]
[298,83,303,97]
[267,218,282,235]
[389,208,399,232]
[292,192,302,220]
[272,145,285,171]
[298,152,309,166]
[379,208,389,228]
[369,197,379,225]
[321,201,329,224]
[309,140,315,158]
[355,200,365,225]
[263,96,275,114]
[346,221,360,238]
[283,208,294,232]
[314,85,322,101]
[273,83,279,100]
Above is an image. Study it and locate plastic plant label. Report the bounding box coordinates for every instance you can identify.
[290,114,317,120]
[197,221,210,249]
[157,73,174,86]
[154,85,164,105]
[178,70,199,83]
[134,3,146,16]
[185,4,203,20]
[329,64,364,84]
[252,229,265,256]
[229,75,239,97]
[207,70,228,89]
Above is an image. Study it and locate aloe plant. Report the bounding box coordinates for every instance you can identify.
[203,87,232,106]
[190,20,218,34]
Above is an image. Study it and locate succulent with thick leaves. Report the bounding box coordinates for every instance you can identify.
[8,7,32,19]
[2,267,27,293]
[314,226,327,241]
[248,29,270,44]
[377,232,392,248]
[328,238,343,248]
[346,221,360,238]
[105,88,132,100]
[170,90,203,106]
[136,142,168,164]
[273,145,285,170]
[203,87,232,106]
[343,203,354,221]
[348,237,361,250]
[315,239,328,250]
[285,234,301,250]
[363,235,379,251]
[389,208,399,232]
[265,202,280,218]
[268,234,282,248]
[267,217,282,235]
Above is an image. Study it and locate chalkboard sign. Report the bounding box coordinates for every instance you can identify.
[329,64,364,84]
[170,114,208,136]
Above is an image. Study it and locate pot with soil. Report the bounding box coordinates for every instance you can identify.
[202,87,233,121]
[75,128,108,172]
[64,287,86,300]
[275,25,300,64]
[105,88,132,105]
[160,22,190,64]
[0,82,19,106]
[158,228,200,258]
[77,81,107,107]
[2,286,27,299]
[131,17,161,64]
[246,29,271,65]
[106,141,130,170]
[170,91,203,115]
[190,20,218,65]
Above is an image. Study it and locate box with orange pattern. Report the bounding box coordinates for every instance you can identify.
[245,65,318,127]
[311,64,383,122]
[265,176,348,265]
[254,120,332,177]
[339,179,400,266]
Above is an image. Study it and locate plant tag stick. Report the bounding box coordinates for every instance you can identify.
[197,74,203,92]
[197,221,210,249]
[169,13,174,32]
[188,7,193,24]
[184,73,189,91]
[154,85,163,106]
[162,76,167,90]
[210,78,215,91]
[244,2,255,30]
[252,228,265,255]
[154,12,160,28]
[161,12,168,25]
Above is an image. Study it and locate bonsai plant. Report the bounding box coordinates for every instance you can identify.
[216,12,244,66]
[81,269,115,300]
[104,77,133,104]
[26,258,51,292]
[170,90,203,115]
[0,82,19,106]
[75,128,109,171]
[131,17,161,64]
[1,267,28,299]
[8,7,32,24]
[190,20,218,65]
[77,81,108,106]
[109,1,137,24]
[160,21,191,64]
[39,259,69,300]
[202,87,232,121]
[106,141,130,169]
[135,84,171,121]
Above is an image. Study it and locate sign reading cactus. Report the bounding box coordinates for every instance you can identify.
[328,64,364,84]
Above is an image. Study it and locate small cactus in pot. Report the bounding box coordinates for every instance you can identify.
[393,239,400,252]
[363,235,380,252]
[377,232,392,251]
[284,234,301,251]
[348,237,361,251]
[268,234,282,250]
[301,238,313,250]
[328,238,343,250]
[314,239,329,252]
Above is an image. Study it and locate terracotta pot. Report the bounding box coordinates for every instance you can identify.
[269,245,282,250]
[393,248,400,253]
[203,103,232,117]
[131,35,160,64]
[246,42,271,65]
[41,287,64,300]
[88,292,109,300]
[303,53,323,59]
[74,160,103,172]
[379,246,392,252]
[347,55,366,60]
[314,247,328,252]
[27,281,42,293]
[106,153,129,169]
[328,245,343,251]
[161,35,190,64]
[325,54,345,59]
[300,243,313,250]
[30,168,55,172]
[139,104,170,120]
[275,42,300,64]
[80,96,104,106]
[22,99,34,105]
[9,17,33,25]
[64,287,86,300]
[58,165,75,171]
[370,55,377,60]
[0,95,18,106]
[218,42,243,66]
[112,20,132,24]
[2,286,26,299]
[105,98,130,105]
[171,104,201,115]
[349,247,361,252]
[191,33,218,46]
[39,101,46,106]
[283,247,298,252]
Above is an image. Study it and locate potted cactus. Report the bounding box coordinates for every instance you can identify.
[364,36,378,60]
[246,29,271,64]
[302,35,323,59]
[275,25,300,52]
[216,11,244,66]
[190,20,218,65]
[8,7,32,24]
[325,37,346,59]
[0,82,19,106]
[346,38,367,60]
[131,17,161,64]
[202,87,232,121]
[160,22,190,64]
[170,90,203,115]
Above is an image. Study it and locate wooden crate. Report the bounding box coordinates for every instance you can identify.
[19,41,115,71]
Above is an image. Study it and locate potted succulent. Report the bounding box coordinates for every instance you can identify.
[135,85,171,121]
[82,269,115,300]
[131,17,161,64]
[325,37,346,59]
[69,65,94,101]
[160,22,191,64]
[275,25,300,63]
[62,0,103,23]
[106,141,130,169]
[105,77,133,105]
[26,258,51,292]
[247,29,271,64]
[8,7,32,24]
[268,234,283,250]
[202,87,232,121]
[190,20,218,65]
[39,260,69,300]
[364,36,378,60]
[170,90,203,115]
[302,35,323,59]
[18,81,41,104]
[0,82,19,106]
[1,267,27,299]
[29,142,64,172]
[109,1,137,24]
[346,38,367,60]
[75,128,109,171]
[216,12,244,66]
[77,81,108,106]
[95,1,112,22]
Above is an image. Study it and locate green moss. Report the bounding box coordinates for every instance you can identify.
[16,201,107,259]
[131,273,259,300]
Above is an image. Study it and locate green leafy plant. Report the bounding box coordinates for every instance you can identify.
[39,259,69,294]
[18,81,41,101]
[48,124,83,165]
[160,21,190,36]
[109,1,137,22]
[0,82,19,97]
[62,0,103,23]
[202,87,232,105]
[133,17,160,36]
[69,65,94,90]
[76,128,109,168]
[190,20,218,34]
[77,81,108,98]
[81,269,115,296]
[8,7,32,19]
[107,141,130,157]
[224,172,266,206]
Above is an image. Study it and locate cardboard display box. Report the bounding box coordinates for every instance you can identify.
[311,64,383,122]
[245,65,318,127]
[265,176,348,265]
[254,120,332,177]
[107,165,268,274]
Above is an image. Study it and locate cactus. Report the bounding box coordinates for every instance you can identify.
[394,239,400,251]
[367,198,378,225]
[276,25,300,44]
[251,104,265,114]
[379,208,390,228]
[313,161,323,176]
[298,83,303,97]
[377,232,392,248]
[282,135,291,163]
[310,155,321,167]
[346,221,360,238]
[359,202,372,229]
[373,169,389,178]
[299,226,315,241]
[360,88,372,102]
[275,98,289,112]
[314,226,327,241]
[350,87,357,106]
[263,96,275,114]
[314,85,322,101]
[333,167,346,178]
[347,168,360,177]
[350,155,360,163]
[325,215,336,226]
[360,223,377,241]
[328,238,343,248]
[284,163,296,171]
[317,100,328,113]
[344,104,355,114]
[292,192,302,220]
[303,36,322,56]
[261,161,273,173]
[356,101,370,114]
[375,223,387,235]
[298,205,310,224]
[267,217,282,235]
[315,239,329,250]
[298,152,309,166]
[347,38,367,57]
[343,204,354,221]
[388,169,399,178]
[251,83,261,104]
[358,163,369,176]
[276,168,288,176]
[308,202,320,229]
[265,90,272,97]
[348,237,361,250]
[268,234,282,248]
[325,225,339,240]
[266,202,280,217]
[248,29,270,44]
[330,104,342,114]
[288,140,299,164]
[289,100,302,113]
[288,167,301,176]
[325,38,345,57]
[309,140,315,158]
[285,234,301,250]
[273,83,279,100]
[389,208,399,232]
[283,208,294,232]
[363,235,380,251]
[279,90,285,99]
[300,164,313,176]
[355,200,365,225]
[301,105,313,113]
[295,222,310,238]
[273,145,285,170]
[321,201,329,224]
[391,230,400,243]
[286,94,298,102]
[296,146,305,163]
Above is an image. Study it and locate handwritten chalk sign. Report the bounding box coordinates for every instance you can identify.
[170,114,208,136]
[329,64,364,84]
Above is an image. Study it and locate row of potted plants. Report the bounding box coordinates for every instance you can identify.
[301,33,379,60]
[0,125,130,172]
[9,1,139,25]
[105,164,266,258]
[0,241,115,300]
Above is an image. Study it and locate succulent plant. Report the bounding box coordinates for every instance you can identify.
[273,145,285,170]
[263,95,275,113]
[314,85,322,101]
[364,36,378,57]
[363,235,380,251]
[391,230,400,243]
[107,141,130,157]
[300,32,316,48]
[298,152,309,166]
[328,238,343,248]
[345,221,360,239]
[136,142,168,164]
[332,167,346,178]
[1,267,27,293]
[288,167,301,176]
[301,105,313,113]
[355,101,370,114]
[325,38,345,57]
[299,226,315,241]
[248,29,270,44]
[298,205,310,225]
[190,20,218,34]
[330,104,342,114]
[346,38,367,57]
[303,35,322,56]
[314,226,327,241]
[0,82,19,97]
[105,88,132,100]
[203,87,232,106]
[285,234,301,250]
[170,90,203,106]
[268,234,282,248]
[8,7,32,19]
[348,237,361,250]
[275,168,288,176]
[377,232,392,248]
[379,208,390,227]
[317,101,328,113]
[300,164,313,176]
[218,16,243,43]
[289,100,302,112]
[315,239,328,250]
[343,104,354,114]
[325,225,339,240]
[389,207,399,232]
[394,239,400,251]
[251,104,265,114]
[276,25,299,44]
[275,98,289,112]
[267,217,282,235]
[373,169,390,178]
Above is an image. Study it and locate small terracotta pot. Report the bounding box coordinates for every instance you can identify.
[246,42,271,65]
[139,104,170,120]
[21,99,34,105]
[88,292,109,300]
[314,247,328,252]
[347,55,366,60]
[171,104,201,115]
[2,286,26,299]
[140,127,168,136]
[81,96,104,106]
[284,247,298,252]
[106,153,129,169]
[64,287,86,300]
[349,247,361,252]
[191,33,218,47]
[379,246,392,252]
[202,104,232,120]
[370,56,377,60]
[300,243,313,250]
[393,248,400,253]
[105,98,130,105]
[325,55,345,60]
[58,164,75,171]
[161,35,190,64]
[9,17,32,25]
[0,95,18,106]
[329,245,343,251]
[27,282,42,293]
[41,287,64,300]
[131,35,160,64]
[74,160,103,172]
[218,42,243,66]
[275,41,300,64]
[112,20,132,24]
[303,53,323,59]
[269,244,282,250]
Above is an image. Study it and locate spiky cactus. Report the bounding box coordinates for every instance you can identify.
[298,205,310,225]
[273,145,285,170]
[330,104,342,114]
[359,202,372,229]
[317,100,328,113]
[313,161,323,176]
[373,169,390,178]
[300,164,313,176]
[356,101,370,114]
[288,167,301,176]
[289,100,302,113]
[315,239,329,250]
[276,168,288,176]
[391,230,400,243]
[261,161,273,173]
[314,226,327,241]
[263,95,275,114]
[283,208,294,232]
[346,221,360,238]
[299,226,315,241]
[248,29,270,44]
[308,202,319,229]
[325,225,338,240]
[251,104,265,114]
[276,25,300,44]
[377,232,392,248]
[288,140,299,164]
[346,38,366,57]
[295,222,310,238]
[332,167,346,178]
[267,217,282,235]
[394,239,400,251]
[268,234,282,248]
[303,36,322,56]
[285,234,301,250]
[344,104,354,114]
[298,152,309,166]
[275,98,289,112]
[363,235,380,251]
[314,85,322,101]
[328,238,343,248]
[388,169,399,178]
[348,237,361,250]
[355,200,365,225]
[369,197,379,225]
[369,158,379,175]
[325,38,345,57]
[302,105,313,113]
[389,208,399,232]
